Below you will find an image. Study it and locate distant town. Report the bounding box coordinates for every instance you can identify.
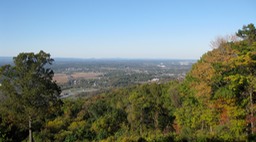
[53,59,196,98]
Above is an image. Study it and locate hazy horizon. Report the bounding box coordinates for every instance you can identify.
[0,56,197,61]
[1,0,255,59]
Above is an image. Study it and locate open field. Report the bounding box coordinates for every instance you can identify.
[53,72,102,84]
[53,73,68,84]
[71,72,102,79]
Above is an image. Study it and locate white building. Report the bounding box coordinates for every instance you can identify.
[151,78,159,82]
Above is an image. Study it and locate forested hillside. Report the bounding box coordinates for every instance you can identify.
[176,23,256,141]
[0,23,256,141]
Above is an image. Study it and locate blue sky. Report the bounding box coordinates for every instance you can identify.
[0,0,255,59]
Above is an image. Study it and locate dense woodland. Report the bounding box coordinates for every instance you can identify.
[0,23,256,141]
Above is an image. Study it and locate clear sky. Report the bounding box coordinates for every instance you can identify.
[0,0,255,59]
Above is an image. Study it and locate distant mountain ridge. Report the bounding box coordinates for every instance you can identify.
[0,57,13,65]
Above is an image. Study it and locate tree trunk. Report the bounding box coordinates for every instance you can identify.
[29,116,32,142]
[140,113,143,135]
[250,91,254,134]
[154,111,159,130]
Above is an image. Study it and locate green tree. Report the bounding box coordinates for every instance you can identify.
[0,51,62,142]
[236,23,256,44]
